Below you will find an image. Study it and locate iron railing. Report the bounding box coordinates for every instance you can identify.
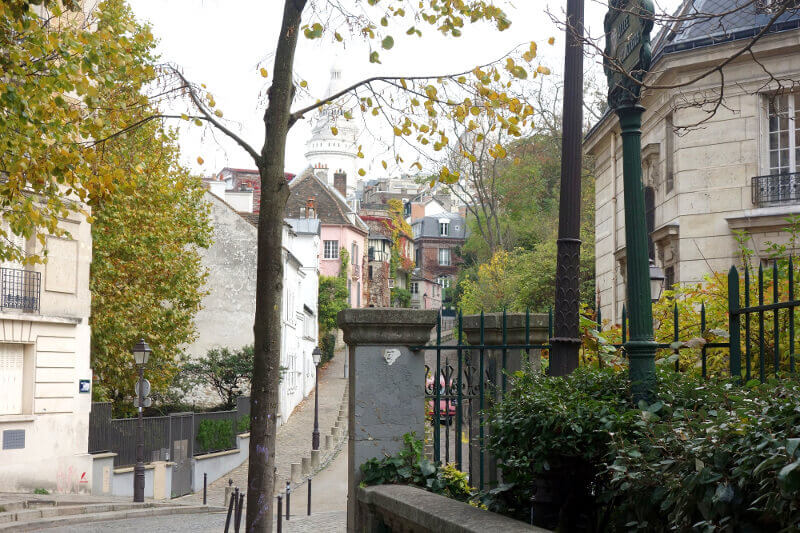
[0,267,40,312]
[752,172,800,207]
[415,258,800,490]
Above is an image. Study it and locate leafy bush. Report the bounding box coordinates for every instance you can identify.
[237,415,250,433]
[390,287,411,308]
[195,418,235,454]
[486,366,800,530]
[320,331,336,365]
[361,433,474,502]
[182,345,253,409]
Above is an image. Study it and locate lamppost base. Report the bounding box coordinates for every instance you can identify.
[312,432,320,451]
[625,340,658,403]
[549,337,582,376]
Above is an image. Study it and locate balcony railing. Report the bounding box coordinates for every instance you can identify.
[0,267,40,312]
[752,172,800,207]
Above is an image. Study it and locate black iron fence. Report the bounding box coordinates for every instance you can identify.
[418,258,800,490]
[752,172,800,207]
[0,267,40,312]
[88,400,250,467]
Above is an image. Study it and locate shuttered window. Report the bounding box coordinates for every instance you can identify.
[0,344,24,415]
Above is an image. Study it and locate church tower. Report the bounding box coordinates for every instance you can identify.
[304,61,360,198]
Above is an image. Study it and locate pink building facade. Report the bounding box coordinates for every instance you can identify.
[320,224,367,308]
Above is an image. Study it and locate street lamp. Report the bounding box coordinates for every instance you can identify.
[311,347,322,451]
[649,259,666,303]
[132,338,151,503]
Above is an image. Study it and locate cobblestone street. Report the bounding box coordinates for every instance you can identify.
[178,348,348,507]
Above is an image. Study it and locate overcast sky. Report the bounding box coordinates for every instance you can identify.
[127,0,680,178]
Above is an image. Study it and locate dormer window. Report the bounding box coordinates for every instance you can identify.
[439,221,450,236]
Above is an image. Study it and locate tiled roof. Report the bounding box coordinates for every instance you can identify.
[652,0,800,59]
[285,173,367,232]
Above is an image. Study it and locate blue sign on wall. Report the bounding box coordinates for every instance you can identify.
[79,379,91,393]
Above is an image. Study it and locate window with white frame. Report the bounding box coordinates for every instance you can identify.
[767,93,800,175]
[410,282,419,295]
[351,242,359,267]
[323,240,339,259]
[439,221,450,236]
[438,248,451,266]
[437,276,451,288]
[303,311,315,339]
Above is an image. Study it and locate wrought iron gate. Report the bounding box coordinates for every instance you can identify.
[169,413,194,497]
[420,311,552,491]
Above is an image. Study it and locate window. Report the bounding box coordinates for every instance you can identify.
[410,282,419,295]
[438,248,451,266]
[357,282,361,307]
[323,240,339,259]
[347,279,352,306]
[303,311,315,339]
[437,276,451,288]
[388,278,395,289]
[351,242,359,267]
[439,222,449,236]
[0,344,24,415]
[767,94,800,174]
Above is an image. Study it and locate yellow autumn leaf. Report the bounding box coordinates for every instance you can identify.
[197,156,204,165]
[358,168,366,176]
[260,68,268,78]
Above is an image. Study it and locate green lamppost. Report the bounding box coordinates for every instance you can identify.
[604,0,658,402]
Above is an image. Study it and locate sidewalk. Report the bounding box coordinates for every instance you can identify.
[179,347,348,507]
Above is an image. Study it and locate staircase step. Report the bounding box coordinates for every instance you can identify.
[0,504,225,531]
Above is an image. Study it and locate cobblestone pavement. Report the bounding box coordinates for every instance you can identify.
[273,511,347,532]
[178,349,348,507]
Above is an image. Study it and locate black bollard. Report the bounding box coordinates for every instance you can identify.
[285,481,291,521]
[307,477,312,515]
[234,492,244,533]
[276,495,282,533]
[223,489,235,533]
[203,473,207,505]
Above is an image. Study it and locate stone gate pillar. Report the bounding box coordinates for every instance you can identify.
[462,313,549,489]
[338,308,438,532]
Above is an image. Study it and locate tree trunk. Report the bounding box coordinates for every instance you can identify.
[246,1,305,531]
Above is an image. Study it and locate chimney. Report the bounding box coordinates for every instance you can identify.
[305,197,316,218]
[333,169,347,198]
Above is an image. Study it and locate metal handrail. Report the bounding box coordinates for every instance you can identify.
[752,172,800,207]
[0,267,40,312]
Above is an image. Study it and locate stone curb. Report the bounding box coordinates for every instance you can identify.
[0,504,226,531]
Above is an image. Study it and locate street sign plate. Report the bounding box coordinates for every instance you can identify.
[604,0,655,108]
[133,397,152,408]
[135,378,151,398]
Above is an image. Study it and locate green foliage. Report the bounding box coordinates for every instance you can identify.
[361,433,474,502]
[457,131,595,312]
[391,287,412,308]
[33,488,49,495]
[0,0,158,263]
[237,415,250,433]
[182,346,254,410]
[195,418,235,454]
[487,366,800,530]
[88,4,211,413]
[320,331,336,365]
[318,275,348,334]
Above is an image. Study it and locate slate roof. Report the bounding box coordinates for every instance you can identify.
[653,0,800,60]
[411,213,467,239]
[285,173,368,233]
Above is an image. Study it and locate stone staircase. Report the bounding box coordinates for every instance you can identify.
[0,498,225,531]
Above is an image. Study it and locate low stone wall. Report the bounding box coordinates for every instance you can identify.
[192,433,250,493]
[356,485,550,533]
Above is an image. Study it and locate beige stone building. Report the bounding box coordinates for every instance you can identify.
[0,212,94,493]
[586,0,800,323]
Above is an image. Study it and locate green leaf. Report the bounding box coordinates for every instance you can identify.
[778,461,800,492]
[381,36,394,50]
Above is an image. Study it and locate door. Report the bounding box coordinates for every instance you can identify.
[0,344,23,414]
[169,413,194,497]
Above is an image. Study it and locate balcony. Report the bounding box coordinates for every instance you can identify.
[752,173,800,207]
[0,267,40,312]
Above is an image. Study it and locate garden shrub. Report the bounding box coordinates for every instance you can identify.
[195,418,235,454]
[486,366,800,531]
[360,433,474,502]
[237,414,250,433]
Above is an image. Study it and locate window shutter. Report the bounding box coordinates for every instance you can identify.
[0,344,24,415]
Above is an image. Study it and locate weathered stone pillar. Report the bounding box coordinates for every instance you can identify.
[338,308,438,533]
[462,313,549,489]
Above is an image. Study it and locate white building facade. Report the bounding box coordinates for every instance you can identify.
[189,192,320,426]
[0,212,94,493]
[586,0,800,323]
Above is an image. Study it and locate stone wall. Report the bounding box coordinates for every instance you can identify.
[357,485,549,533]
